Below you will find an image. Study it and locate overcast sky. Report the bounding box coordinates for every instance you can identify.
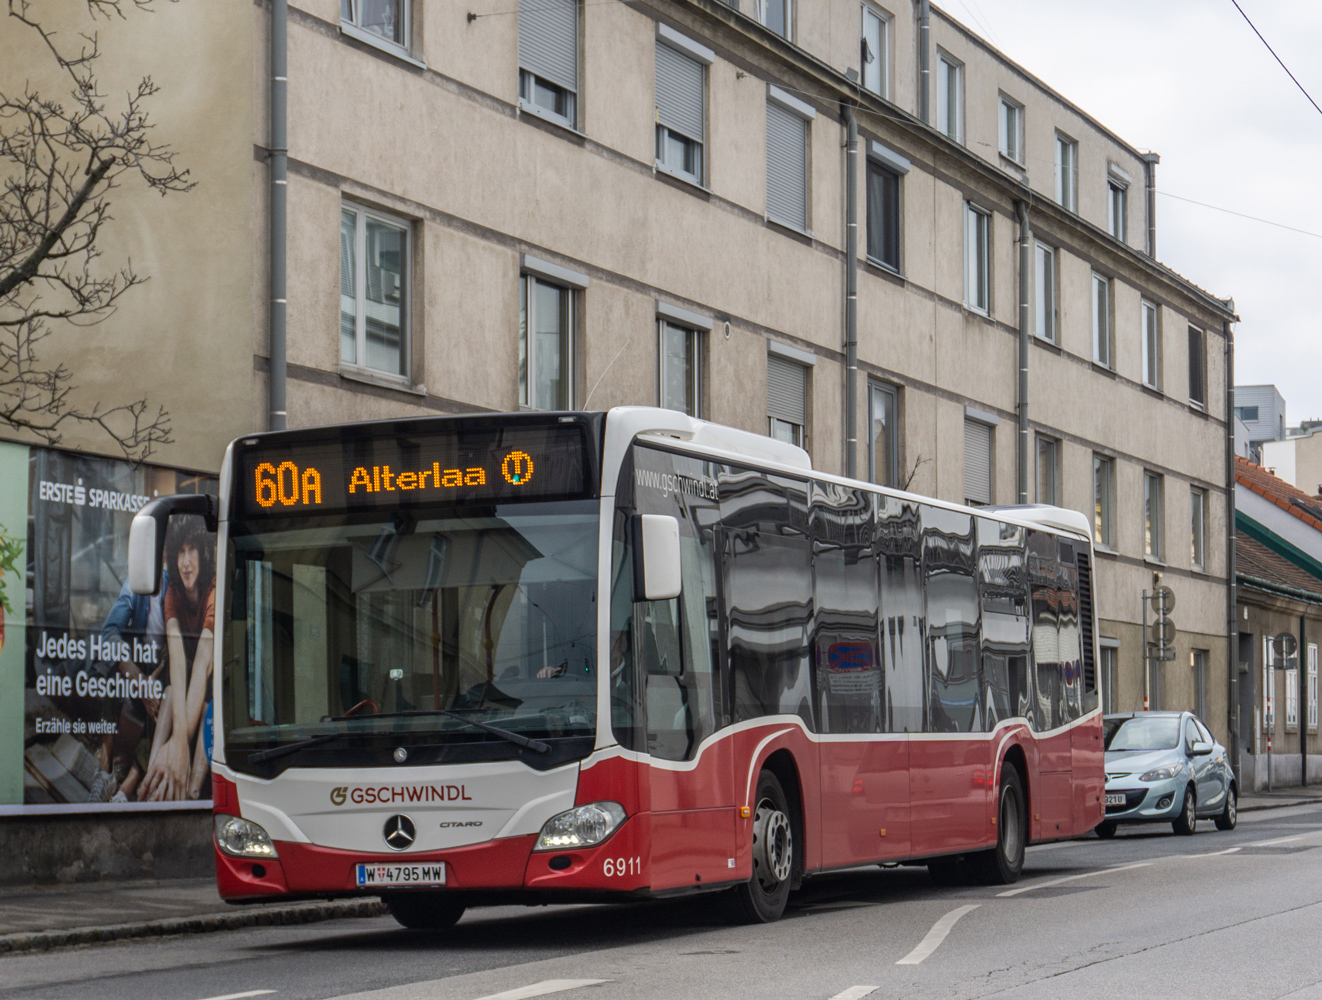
[948,0,1322,423]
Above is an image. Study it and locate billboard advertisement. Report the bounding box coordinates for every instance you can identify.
[11,446,217,811]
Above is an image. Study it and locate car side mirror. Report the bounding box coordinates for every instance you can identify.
[128,494,217,595]
[1190,741,1213,757]
[632,514,681,602]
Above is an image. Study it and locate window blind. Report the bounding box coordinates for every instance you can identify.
[519,0,578,93]
[964,418,992,504]
[766,101,807,229]
[767,354,807,426]
[656,42,704,142]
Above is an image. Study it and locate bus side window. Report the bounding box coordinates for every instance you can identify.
[977,518,1031,728]
[923,506,980,734]
[878,496,924,734]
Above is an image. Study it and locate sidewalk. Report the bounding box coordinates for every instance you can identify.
[1239,783,1322,812]
[0,877,384,955]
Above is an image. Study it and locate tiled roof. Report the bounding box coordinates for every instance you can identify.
[1234,456,1322,532]
[1237,531,1322,599]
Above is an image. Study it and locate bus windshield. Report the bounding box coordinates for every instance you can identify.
[221,501,599,759]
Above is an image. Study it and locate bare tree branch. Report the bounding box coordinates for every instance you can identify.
[0,0,189,461]
[900,453,931,492]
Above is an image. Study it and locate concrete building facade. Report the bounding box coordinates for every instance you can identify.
[0,1,1239,862]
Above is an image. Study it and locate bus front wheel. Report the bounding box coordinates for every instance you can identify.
[729,770,794,923]
[383,892,466,930]
[972,764,1026,885]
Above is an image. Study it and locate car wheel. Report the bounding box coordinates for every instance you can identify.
[971,764,1027,885]
[383,892,466,930]
[1215,783,1238,831]
[1095,820,1118,839]
[728,770,794,923]
[1172,785,1197,836]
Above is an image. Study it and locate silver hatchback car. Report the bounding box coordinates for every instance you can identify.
[1099,712,1237,837]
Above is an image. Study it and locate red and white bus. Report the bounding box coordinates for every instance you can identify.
[128,407,1104,927]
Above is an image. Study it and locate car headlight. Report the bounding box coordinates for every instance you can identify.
[1139,764,1184,782]
[534,801,626,851]
[215,814,278,858]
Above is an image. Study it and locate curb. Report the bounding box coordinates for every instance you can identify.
[0,898,387,956]
[1240,798,1322,812]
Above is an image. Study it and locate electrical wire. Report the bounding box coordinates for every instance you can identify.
[1229,0,1322,119]
[1157,191,1322,240]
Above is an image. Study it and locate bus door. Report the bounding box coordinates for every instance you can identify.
[1027,531,1079,838]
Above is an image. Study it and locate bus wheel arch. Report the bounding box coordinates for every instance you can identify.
[1000,744,1029,829]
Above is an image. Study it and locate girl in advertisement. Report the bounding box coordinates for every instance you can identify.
[139,516,215,801]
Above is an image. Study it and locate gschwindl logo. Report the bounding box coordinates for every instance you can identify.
[330,787,348,806]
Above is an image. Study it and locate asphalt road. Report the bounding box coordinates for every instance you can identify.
[5,804,1322,1000]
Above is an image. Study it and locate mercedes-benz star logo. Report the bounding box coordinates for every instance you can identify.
[383,814,415,851]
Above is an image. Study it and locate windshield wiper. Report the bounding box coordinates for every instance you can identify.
[332,709,552,754]
[247,732,353,765]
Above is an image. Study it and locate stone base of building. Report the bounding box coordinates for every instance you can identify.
[1239,752,1322,791]
[0,809,213,887]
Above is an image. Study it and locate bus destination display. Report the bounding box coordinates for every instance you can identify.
[238,424,588,516]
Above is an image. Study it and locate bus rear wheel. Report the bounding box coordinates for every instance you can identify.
[729,770,794,923]
[383,892,467,930]
[971,764,1026,885]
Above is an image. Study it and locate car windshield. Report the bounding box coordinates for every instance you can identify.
[222,501,599,751]
[1104,716,1181,751]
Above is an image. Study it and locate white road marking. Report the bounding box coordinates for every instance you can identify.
[895,904,980,965]
[829,987,880,999]
[473,981,610,1000]
[1251,834,1305,847]
[997,861,1153,897]
[1182,847,1241,858]
[192,991,276,1000]
[1025,841,1082,853]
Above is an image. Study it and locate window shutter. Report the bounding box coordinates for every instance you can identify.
[964,419,992,504]
[767,355,806,426]
[656,42,704,142]
[519,0,578,93]
[766,101,807,229]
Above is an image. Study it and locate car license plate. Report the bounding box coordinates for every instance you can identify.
[355,862,446,887]
[1104,793,1127,807]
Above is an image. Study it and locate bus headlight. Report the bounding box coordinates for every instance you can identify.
[215,814,279,858]
[534,802,626,851]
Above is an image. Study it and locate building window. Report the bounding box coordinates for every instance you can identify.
[1036,435,1059,505]
[1092,272,1111,367]
[766,93,810,232]
[862,6,888,97]
[1100,644,1118,713]
[869,381,898,487]
[1192,649,1208,723]
[1109,180,1128,242]
[1188,325,1206,407]
[1286,655,1300,732]
[518,0,578,128]
[1235,405,1259,422]
[1190,487,1206,570]
[964,417,993,506]
[998,95,1023,164]
[964,202,990,313]
[936,52,962,142]
[755,0,790,39]
[1309,642,1318,732]
[1144,471,1164,561]
[341,0,408,51]
[767,353,808,446]
[1142,299,1161,390]
[1093,453,1114,547]
[1055,133,1078,211]
[519,276,574,410]
[1034,242,1056,342]
[655,37,706,185]
[340,203,409,378]
[866,159,900,270]
[659,321,702,417]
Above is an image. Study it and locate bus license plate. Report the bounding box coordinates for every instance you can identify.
[1104,793,1126,807]
[355,862,446,887]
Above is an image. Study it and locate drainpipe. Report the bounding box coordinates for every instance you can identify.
[918,0,931,124]
[844,105,859,480]
[1225,312,1238,782]
[1141,152,1159,259]
[1015,201,1031,504]
[269,0,288,431]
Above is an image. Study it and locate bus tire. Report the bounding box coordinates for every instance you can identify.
[729,770,794,923]
[1095,820,1118,839]
[383,892,466,930]
[971,763,1026,885]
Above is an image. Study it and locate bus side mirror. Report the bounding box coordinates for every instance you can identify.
[633,514,681,602]
[128,494,218,596]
